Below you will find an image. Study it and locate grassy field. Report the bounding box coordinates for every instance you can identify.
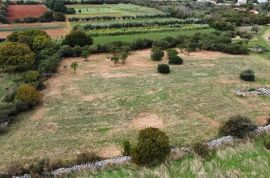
[71,135,270,178]
[1,47,270,170]
[66,4,165,17]
[92,28,214,45]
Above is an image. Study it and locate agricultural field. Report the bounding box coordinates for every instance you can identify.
[0,22,69,39]
[1,46,270,169]
[7,4,48,22]
[66,3,165,18]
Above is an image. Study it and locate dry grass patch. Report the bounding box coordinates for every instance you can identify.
[131,113,164,130]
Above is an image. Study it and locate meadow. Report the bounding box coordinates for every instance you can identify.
[71,135,270,177]
[66,4,165,18]
[1,46,270,169]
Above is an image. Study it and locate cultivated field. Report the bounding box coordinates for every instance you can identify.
[7,4,48,22]
[0,22,70,39]
[66,4,165,18]
[1,48,270,169]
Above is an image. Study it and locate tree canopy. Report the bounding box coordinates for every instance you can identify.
[0,42,35,72]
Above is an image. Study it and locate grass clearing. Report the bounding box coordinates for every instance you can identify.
[66,4,165,18]
[1,49,270,170]
[92,28,214,45]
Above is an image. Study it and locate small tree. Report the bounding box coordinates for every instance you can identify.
[240,69,255,81]
[63,30,93,47]
[132,128,170,166]
[120,51,128,64]
[71,62,78,73]
[157,64,170,74]
[111,55,120,65]
[151,48,164,61]
[81,50,89,62]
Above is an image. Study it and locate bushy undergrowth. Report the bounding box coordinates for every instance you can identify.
[219,115,257,138]
[151,48,164,61]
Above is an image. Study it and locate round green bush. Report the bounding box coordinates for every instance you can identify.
[62,30,93,47]
[157,64,170,74]
[151,48,164,61]
[169,55,183,65]
[240,69,255,81]
[219,115,257,138]
[132,128,170,166]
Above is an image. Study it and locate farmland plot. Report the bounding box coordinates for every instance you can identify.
[7,4,48,22]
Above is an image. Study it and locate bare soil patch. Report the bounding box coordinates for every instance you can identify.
[178,50,238,60]
[31,106,47,121]
[131,112,164,130]
[96,145,122,158]
[7,5,48,22]
[256,115,269,125]
[41,122,58,132]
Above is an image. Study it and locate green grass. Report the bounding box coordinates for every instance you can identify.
[0,73,22,99]
[92,28,214,45]
[71,135,270,178]
[66,4,165,18]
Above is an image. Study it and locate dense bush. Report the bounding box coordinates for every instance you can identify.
[32,35,53,51]
[75,152,101,164]
[132,128,170,166]
[130,38,153,50]
[24,71,40,83]
[16,84,42,106]
[122,140,132,156]
[0,42,35,72]
[167,49,183,65]
[157,64,170,74]
[168,55,183,65]
[151,48,164,61]
[240,69,255,81]
[219,115,257,138]
[192,142,211,159]
[63,30,93,47]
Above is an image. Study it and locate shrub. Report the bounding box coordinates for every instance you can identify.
[192,142,211,159]
[75,152,101,164]
[0,42,35,72]
[157,64,170,74]
[168,55,183,65]
[240,69,255,81]
[24,71,40,83]
[62,30,93,47]
[59,45,72,57]
[219,115,257,138]
[3,87,17,102]
[122,140,132,156]
[71,45,82,57]
[151,48,164,61]
[132,128,170,166]
[16,84,42,106]
[32,35,53,51]
[152,40,170,50]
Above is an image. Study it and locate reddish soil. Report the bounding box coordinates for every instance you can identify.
[7,5,48,22]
